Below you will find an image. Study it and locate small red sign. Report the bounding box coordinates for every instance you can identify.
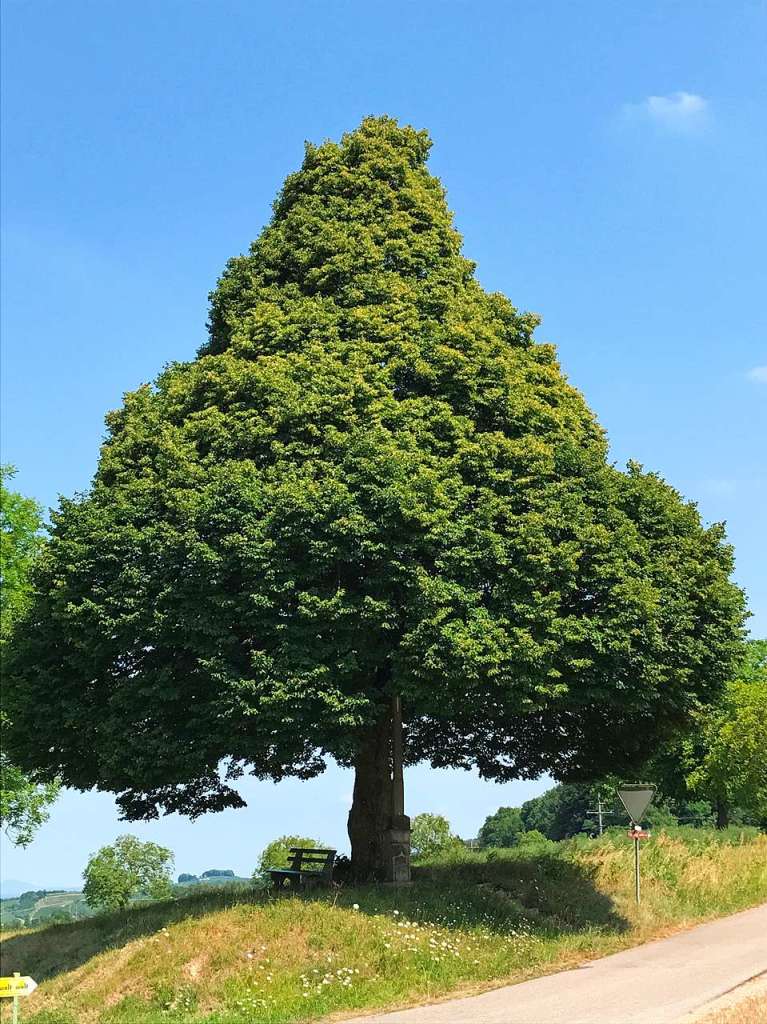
[628,829,651,839]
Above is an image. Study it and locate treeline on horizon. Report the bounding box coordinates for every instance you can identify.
[474,782,766,849]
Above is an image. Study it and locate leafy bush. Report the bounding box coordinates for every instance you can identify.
[254,835,323,882]
[515,829,552,848]
[332,853,353,884]
[411,813,457,859]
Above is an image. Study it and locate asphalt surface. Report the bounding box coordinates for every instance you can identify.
[346,902,767,1024]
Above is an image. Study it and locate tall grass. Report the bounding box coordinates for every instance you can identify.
[1,829,765,1024]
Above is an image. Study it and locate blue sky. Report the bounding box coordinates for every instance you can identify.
[2,0,765,888]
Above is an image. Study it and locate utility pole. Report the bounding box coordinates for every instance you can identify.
[587,792,605,835]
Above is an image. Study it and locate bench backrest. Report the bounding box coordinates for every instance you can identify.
[287,848,336,876]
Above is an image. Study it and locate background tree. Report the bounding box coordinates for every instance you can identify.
[646,640,766,829]
[520,784,599,840]
[478,806,525,848]
[254,835,322,882]
[4,118,746,879]
[0,466,59,845]
[82,835,174,911]
[410,813,456,858]
[686,640,767,827]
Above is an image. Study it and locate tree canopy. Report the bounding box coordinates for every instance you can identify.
[0,466,59,846]
[1,465,44,643]
[2,117,746,873]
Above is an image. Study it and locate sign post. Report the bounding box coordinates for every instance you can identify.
[634,829,640,903]
[0,974,38,1022]
[617,785,655,905]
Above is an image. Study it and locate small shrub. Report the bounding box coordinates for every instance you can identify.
[411,813,458,859]
[516,829,551,847]
[332,853,353,884]
[254,835,324,882]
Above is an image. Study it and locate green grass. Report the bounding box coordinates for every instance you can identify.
[1,828,765,1024]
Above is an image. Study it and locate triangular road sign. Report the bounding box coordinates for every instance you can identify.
[617,785,655,824]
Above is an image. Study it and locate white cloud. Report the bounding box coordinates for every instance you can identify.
[747,365,767,383]
[623,91,709,133]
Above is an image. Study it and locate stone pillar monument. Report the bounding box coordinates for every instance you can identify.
[384,694,411,883]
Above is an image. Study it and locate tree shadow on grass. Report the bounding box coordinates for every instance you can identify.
[406,850,629,936]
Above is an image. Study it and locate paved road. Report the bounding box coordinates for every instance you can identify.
[347,903,767,1024]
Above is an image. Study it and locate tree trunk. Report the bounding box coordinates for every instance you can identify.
[716,800,729,829]
[347,712,393,880]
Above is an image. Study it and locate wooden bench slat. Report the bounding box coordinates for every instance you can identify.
[288,849,336,855]
[269,847,337,890]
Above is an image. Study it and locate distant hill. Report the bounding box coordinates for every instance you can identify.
[175,869,249,887]
[0,880,81,900]
[0,890,93,930]
[175,873,250,888]
[1,873,251,931]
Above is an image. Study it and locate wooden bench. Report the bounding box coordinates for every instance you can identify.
[268,848,336,890]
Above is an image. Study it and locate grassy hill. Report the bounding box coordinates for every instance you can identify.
[1,828,765,1024]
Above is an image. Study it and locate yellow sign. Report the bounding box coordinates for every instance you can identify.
[0,975,37,997]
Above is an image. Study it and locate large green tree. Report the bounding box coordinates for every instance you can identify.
[645,640,766,828]
[82,834,174,911]
[477,806,525,848]
[686,640,767,826]
[0,466,59,845]
[519,783,601,840]
[3,118,746,877]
